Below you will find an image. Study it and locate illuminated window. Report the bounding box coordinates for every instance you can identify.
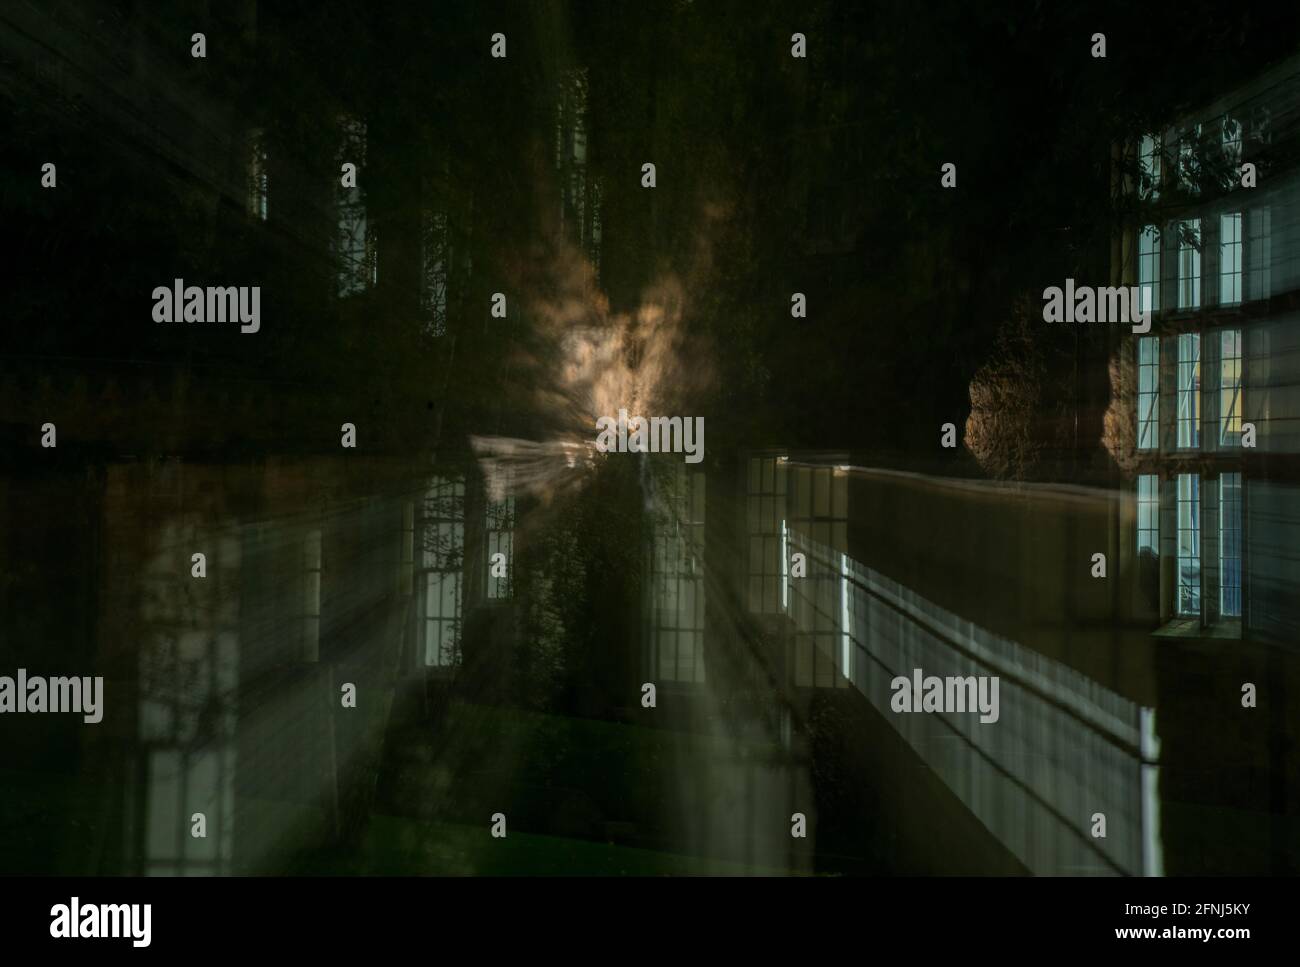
[420,476,464,667]
[1138,225,1160,313]
[1177,332,1200,449]
[1177,219,1201,310]
[1220,329,1242,446]
[1219,213,1242,306]
[1178,124,1201,195]
[1219,472,1242,618]
[1137,474,1159,557]
[1137,336,1159,450]
[1177,473,1201,616]
[1138,134,1161,201]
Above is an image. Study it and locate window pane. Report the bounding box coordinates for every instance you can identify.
[1177,219,1201,310]
[1137,474,1159,557]
[1138,225,1160,312]
[1177,474,1201,616]
[1177,332,1201,449]
[1219,213,1242,305]
[1220,329,1242,445]
[1139,134,1161,200]
[1137,336,1159,450]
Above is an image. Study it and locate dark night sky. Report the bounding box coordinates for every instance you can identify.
[4,0,1298,464]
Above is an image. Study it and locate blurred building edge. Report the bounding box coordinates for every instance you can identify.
[95,457,426,874]
[81,450,525,873]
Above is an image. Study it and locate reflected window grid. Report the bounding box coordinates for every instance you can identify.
[746,456,787,614]
[648,464,706,683]
[420,208,450,336]
[485,495,515,600]
[140,633,238,875]
[138,525,238,876]
[788,467,848,688]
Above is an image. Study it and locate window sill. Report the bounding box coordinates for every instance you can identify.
[1152,616,1242,640]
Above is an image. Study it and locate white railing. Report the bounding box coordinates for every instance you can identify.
[788,530,1162,876]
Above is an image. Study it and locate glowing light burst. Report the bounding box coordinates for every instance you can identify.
[470,226,714,505]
